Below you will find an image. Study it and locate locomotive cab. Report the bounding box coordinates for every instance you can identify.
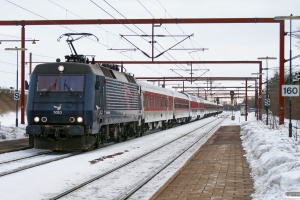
[26,62,96,150]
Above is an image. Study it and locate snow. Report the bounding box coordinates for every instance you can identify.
[0,111,300,200]
[0,111,27,141]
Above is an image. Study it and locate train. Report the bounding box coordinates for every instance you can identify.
[25,33,222,150]
[25,60,222,150]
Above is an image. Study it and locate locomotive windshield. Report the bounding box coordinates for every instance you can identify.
[37,75,84,92]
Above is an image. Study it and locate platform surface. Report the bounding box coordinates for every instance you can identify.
[151,125,254,200]
[0,138,31,153]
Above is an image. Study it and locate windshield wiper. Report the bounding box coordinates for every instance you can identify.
[64,79,74,95]
[44,80,57,94]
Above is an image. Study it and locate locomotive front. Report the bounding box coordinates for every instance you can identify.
[26,62,96,150]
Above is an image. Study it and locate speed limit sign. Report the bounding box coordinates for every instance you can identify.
[282,85,299,97]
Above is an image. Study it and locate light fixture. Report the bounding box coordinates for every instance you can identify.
[34,117,40,122]
[77,117,83,123]
[58,65,64,72]
[32,40,36,44]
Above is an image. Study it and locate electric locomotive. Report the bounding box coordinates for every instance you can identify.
[26,33,142,150]
[26,61,142,150]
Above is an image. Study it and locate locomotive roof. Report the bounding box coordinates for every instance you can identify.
[32,62,101,74]
[32,62,136,84]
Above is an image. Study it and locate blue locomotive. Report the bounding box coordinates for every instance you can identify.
[26,61,142,150]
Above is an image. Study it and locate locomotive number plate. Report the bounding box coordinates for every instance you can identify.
[53,111,62,114]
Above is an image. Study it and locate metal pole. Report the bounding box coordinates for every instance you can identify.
[259,63,262,121]
[29,52,32,74]
[190,64,192,84]
[21,25,25,124]
[246,79,248,121]
[266,59,269,125]
[255,79,258,120]
[289,16,292,137]
[16,49,18,127]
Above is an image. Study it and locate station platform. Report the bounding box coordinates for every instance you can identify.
[0,138,31,154]
[150,125,254,200]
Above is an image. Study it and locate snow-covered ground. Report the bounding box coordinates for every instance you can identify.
[0,111,300,200]
[0,112,27,141]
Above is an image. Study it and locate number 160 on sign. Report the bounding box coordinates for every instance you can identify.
[282,85,299,97]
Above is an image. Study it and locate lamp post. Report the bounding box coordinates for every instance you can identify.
[251,73,264,121]
[274,14,300,137]
[257,56,277,125]
[5,47,27,127]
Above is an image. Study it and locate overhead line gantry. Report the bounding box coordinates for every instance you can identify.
[0,17,285,124]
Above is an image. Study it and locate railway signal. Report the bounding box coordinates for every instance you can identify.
[265,98,270,106]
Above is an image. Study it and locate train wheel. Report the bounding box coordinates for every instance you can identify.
[123,128,128,141]
[136,126,142,137]
[116,134,123,143]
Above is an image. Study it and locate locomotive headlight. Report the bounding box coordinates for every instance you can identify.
[34,117,40,122]
[58,65,64,72]
[77,117,83,123]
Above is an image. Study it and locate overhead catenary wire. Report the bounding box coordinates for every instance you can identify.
[155,0,214,86]
[100,0,195,76]
[3,0,165,76]
[98,0,185,73]
[48,0,120,38]
[49,0,197,78]
[0,33,34,40]
[90,0,185,77]
[156,0,213,79]
[136,0,194,75]
[154,0,215,88]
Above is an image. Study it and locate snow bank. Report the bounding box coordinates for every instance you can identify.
[241,120,300,200]
[0,112,27,142]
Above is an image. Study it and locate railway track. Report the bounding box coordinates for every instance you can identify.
[0,151,79,177]
[0,150,52,165]
[0,134,131,178]
[49,115,228,200]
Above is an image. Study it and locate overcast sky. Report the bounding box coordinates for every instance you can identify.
[1,0,300,100]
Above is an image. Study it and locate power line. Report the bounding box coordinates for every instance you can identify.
[135,0,197,77]
[48,0,120,38]
[99,0,194,77]
[4,0,164,75]
[156,0,213,79]
[5,0,107,47]
[48,0,167,74]
[136,0,213,83]
[0,33,33,40]
[90,0,176,76]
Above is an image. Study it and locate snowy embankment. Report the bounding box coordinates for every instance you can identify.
[241,118,300,200]
[0,112,27,142]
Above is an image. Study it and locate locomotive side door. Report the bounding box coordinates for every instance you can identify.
[93,76,102,133]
